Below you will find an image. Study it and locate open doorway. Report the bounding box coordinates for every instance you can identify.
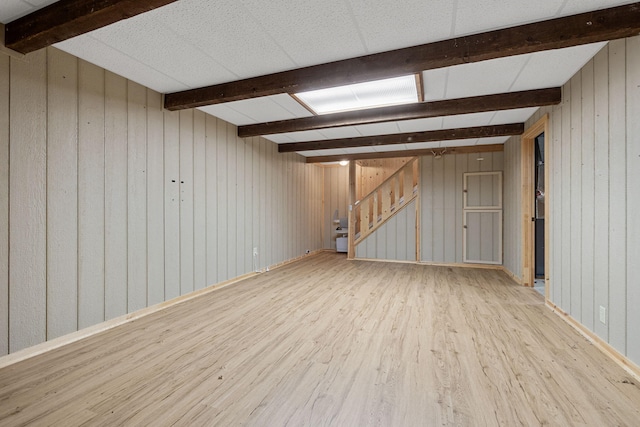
[521,114,549,299]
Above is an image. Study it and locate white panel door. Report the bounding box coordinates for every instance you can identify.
[463,172,503,264]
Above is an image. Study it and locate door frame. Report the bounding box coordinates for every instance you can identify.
[521,114,549,299]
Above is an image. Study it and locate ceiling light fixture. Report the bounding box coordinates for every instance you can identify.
[294,75,420,115]
[339,160,349,166]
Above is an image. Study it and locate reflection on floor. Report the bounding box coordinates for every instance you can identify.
[534,278,545,296]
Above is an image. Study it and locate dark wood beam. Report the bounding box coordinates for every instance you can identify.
[279,123,524,153]
[164,3,640,110]
[305,144,504,164]
[5,0,179,54]
[241,88,560,138]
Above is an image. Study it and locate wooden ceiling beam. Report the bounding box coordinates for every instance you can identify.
[304,144,504,164]
[4,0,179,54]
[240,88,560,138]
[278,123,524,153]
[164,3,640,110]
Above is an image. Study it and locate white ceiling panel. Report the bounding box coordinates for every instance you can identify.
[198,95,312,126]
[558,0,636,15]
[343,146,378,154]
[0,0,59,23]
[476,136,511,145]
[373,144,408,152]
[299,148,348,156]
[396,117,445,133]
[56,35,191,93]
[444,138,481,147]
[405,141,442,150]
[490,107,541,125]
[422,68,449,101]
[442,112,497,129]
[510,43,607,92]
[198,105,254,127]
[246,0,366,67]
[454,0,564,36]
[346,0,453,53]
[354,122,401,136]
[264,134,295,144]
[317,127,362,139]
[444,55,529,98]
[273,130,330,142]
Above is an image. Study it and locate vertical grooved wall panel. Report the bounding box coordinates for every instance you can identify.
[104,71,128,319]
[46,48,78,339]
[179,110,194,295]
[78,60,105,329]
[0,54,9,355]
[0,47,323,354]
[127,82,148,313]
[146,90,165,305]
[9,49,47,352]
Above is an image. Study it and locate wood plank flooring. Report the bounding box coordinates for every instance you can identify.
[0,252,639,426]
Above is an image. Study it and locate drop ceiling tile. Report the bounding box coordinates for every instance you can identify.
[346,0,453,53]
[264,134,295,144]
[405,141,442,150]
[442,112,496,129]
[276,130,329,142]
[454,0,563,36]
[490,107,540,125]
[422,69,448,101]
[151,0,298,79]
[344,146,378,154]
[247,0,366,67]
[317,127,362,139]
[271,95,316,118]
[510,43,607,91]
[476,136,510,145]
[558,0,636,15]
[396,117,444,133]
[56,36,190,93]
[445,139,480,147]
[198,105,255,126]
[299,148,348,156]
[354,122,401,136]
[373,144,408,152]
[444,55,529,99]
[0,1,33,23]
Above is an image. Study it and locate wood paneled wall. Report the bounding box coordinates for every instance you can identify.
[355,157,412,200]
[354,200,417,261]
[420,152,503,263]
[532,37,639,365]
[322,165,349,250]
[503,135,522,281]
[0,47,323,354]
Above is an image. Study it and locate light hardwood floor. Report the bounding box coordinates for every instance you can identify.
[1,252,639,426]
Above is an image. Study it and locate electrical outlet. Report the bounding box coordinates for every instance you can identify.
[253,247,258,256]
[599,306,606,324]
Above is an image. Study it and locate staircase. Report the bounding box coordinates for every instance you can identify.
[352,157,419,247]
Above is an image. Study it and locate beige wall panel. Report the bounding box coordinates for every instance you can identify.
[560,83,572,309]
[323,166,348,250]
[146,90,165,304]
[503,136,521,280]
[580,60,596,331]
[78,60,106,328]
[193,110,207,290]
[204,115,218,282]
[164,110,181,300]
[179,110,195,295]
[0,54,9,355]
[551,105,562,304]
[9,50,47,352]
[607,39,627,352]
[443,155,456,262]
[421,156,433,261]
[215,119,228,281]
[258,139,267,269]
[355,200,416,261]
[592,44,610,341]
[104,71,128,319]
[625,36,640,362]
[226,123,238,279]
[431,155,445,263]
[235,135,246,275]
[45,48,78,339]
[569,73,583,320]
[127,81,148,313]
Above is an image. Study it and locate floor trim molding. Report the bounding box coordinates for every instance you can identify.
[0,250,324,369]
[546,300,640,382]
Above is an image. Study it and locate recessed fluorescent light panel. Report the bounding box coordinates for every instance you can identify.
[295,75,420,115]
